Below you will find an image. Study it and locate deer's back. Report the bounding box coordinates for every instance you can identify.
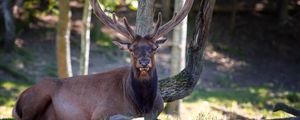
[51,66,134,119]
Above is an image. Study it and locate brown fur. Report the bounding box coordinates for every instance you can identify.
[13,67,164,120]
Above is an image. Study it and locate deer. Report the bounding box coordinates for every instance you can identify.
[12,0,194,119]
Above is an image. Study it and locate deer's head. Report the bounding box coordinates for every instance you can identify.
[91,0,193,80]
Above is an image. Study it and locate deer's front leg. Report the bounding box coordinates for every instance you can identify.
[145,94,164,120]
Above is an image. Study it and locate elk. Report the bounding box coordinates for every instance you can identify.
[12,0,194,119]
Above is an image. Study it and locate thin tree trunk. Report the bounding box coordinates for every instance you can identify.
[277,0,289,24]
[159,0,216,102]
[79,0,92,75]
[164,0,188,117]
[56,0,73,78]
[2,0,16,49]
[136,0,155,36]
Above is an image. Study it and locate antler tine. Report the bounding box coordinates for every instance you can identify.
[122,17,135,40]
[91,0,135,41]
[172,12,178,20]
[152,0,194,40]
[150,12,162,38]
[112,13,117,24]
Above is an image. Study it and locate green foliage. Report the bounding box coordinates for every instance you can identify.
[0,48,33,82]
[98,0,120,11]
[91,27,117,50]
[0,81,31,106]
[126,0,138,11]
[98,0,138,11]
[43,64,57,77]
[14,47,33,63]
[0,64,31,82]
[184,88,300,119]
[22,0,58,20]
[0,80,31,118]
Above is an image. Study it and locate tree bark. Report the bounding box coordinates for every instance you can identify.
[136,0,155,36]
[165,0,188,116]
[56,0,73,78]
[161,0,172,21]
[79,0,92,75]
[2,0,16,49]
[159,0,216,102]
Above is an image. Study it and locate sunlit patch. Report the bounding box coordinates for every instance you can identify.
[15,38,24,48]
[131,1,138,9]
[255,3,265,12]
[69,1,83,8]
[0,81,31,118]
[204,47,247,72]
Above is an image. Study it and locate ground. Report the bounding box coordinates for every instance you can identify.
[0,8,300,120]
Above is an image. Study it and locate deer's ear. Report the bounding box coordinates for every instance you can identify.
[112,40,131,50]
[155,38,167,46]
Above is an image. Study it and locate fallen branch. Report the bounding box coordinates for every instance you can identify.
[273,103,300,116]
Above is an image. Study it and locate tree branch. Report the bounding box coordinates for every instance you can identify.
[159,0,216,102]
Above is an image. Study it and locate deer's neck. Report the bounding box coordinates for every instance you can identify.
[127,67,158,115]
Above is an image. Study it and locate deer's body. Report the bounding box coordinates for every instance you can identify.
[13,66,163,120]
[13,0,193,119]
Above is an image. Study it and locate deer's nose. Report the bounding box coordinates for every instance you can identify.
[139,59,150,68]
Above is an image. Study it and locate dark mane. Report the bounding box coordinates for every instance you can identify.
[128,68,158,114]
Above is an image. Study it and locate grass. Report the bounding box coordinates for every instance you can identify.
[0,80,32,118]
[178,88,299,119]
[0,80,299,119]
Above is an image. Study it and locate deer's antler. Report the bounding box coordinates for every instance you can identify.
[91,0,194,42]
[91,0,135,42]
[150,0,194,40]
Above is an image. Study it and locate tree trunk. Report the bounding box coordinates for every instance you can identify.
[134,0,216,102]
[161,0,172,21]
[79,0,92,75]
[2,0,16,49]
[159,0,216,102]
[277,0,289,24]
[164,0,188,117]
[136,0,155,36]
[56,0,73,78]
